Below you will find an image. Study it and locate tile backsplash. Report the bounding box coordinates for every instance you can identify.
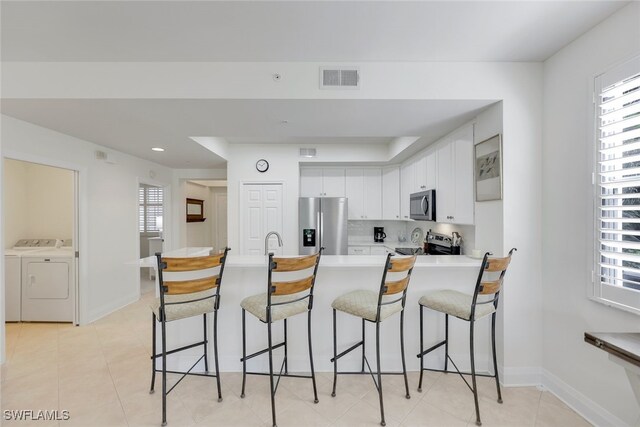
[348,220,475,254]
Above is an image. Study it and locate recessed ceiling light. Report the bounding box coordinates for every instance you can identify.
[151,147,165,152]
[280,120,289,124]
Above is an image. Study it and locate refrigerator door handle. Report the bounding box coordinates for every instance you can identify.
[319,211,324,250]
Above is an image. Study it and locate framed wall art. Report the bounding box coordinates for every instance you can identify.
[475,134,502,201]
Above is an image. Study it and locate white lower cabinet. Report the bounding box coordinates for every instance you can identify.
[348,246,371,255]
[348,245,395,255]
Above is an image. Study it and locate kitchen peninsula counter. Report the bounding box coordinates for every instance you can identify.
[140,248,490,375]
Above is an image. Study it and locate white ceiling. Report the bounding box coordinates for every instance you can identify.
[1,1,625,169]
[0,99,494,168]
[1,1,627,62]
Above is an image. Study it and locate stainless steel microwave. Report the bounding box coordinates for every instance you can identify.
[409,189,436,221]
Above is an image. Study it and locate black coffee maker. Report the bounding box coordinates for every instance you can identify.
[374,227,386,243]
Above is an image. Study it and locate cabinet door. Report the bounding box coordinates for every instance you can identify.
[414,154,427,192]
[370,246,387,255]
[400,163,413,220]
[348,246,371,255]
[363,169,382,219]
[300,168,323,197]
[436,142,454,223]
[382,167,400,220]
[452,133,475,225]
[345,168,364,219]
[425,151,437,190]
[323,168,346,197]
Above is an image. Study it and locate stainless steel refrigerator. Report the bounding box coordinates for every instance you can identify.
[299,197,348,255]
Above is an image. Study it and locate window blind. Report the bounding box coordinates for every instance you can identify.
[139,185,164,233]
[596,56,640,313]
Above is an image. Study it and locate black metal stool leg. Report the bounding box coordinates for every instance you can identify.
[400,311,410,399]
[376,321,386,427]
[491,312,503,404]
[203,313,209,373]
[361,318,366,373]
[150,313,156,394]
[444,314,449,372]
[284,318,288,375]
[307,311,319,403]
[470,319,481,426]
[331,309,338,397]
[417,305,425,392]
[267,317,277,427]
[161,317,168,426]
[213,309,223,402]
[241,309,247,398]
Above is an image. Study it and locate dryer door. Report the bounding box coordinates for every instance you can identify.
[25,260,69,299]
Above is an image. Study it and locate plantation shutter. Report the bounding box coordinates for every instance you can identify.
[595,55,640,313]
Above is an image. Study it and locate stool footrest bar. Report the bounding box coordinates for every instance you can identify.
[416,340,446,358]
[151,341,206,359]
[240,342,285,362]
[330,340,363,363]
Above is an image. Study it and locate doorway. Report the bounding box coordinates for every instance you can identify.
[2,158,80,363]
[139,183,164,295]
[184,180,227,250]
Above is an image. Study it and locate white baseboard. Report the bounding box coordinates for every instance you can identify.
[88,292,139,323]
[541,368,629,427]
[501,366,541,387]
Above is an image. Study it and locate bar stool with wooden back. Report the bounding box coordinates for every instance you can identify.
[150,248,230,426]
[416,248,516,426]
[239,249,323,427]
[330,253,417,427]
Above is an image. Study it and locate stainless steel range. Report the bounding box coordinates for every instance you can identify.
[395,231,460,255]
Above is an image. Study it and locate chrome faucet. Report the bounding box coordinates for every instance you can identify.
[265,231,283,255]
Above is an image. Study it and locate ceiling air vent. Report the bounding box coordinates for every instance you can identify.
[300,148,317,158]
[320,67,360,89]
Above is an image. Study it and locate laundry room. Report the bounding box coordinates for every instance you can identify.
[3,158,76,324]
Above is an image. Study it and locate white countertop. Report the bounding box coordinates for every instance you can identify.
[139,247,480,269]
[348,239,421,248]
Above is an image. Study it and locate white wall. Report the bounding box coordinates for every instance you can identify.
[1,115,173,330]
[542,3,640,426]
[4,159,74,247]
[185,181,212,247]
[3,159,29,248]
[4,60,544,388]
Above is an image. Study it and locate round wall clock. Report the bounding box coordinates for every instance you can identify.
[256,159,269,173]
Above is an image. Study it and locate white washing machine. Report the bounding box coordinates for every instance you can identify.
[20,240,75,322]
[4,239,51,322]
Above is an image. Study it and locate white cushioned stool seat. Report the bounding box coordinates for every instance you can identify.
[418,290,495,321]
[150,288,216,322]
[332,290,403,322]
[241,292,310,323]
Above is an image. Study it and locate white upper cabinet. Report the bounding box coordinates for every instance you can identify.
[382,166,400,220]
[400,162,414,220]
[322,168,346,197]
[345,168,381,219]
[413,152,437,193]
[300,168,346,197]
[436,124,474,225]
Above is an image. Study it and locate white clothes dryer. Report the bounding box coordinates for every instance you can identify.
[20,240,75,322]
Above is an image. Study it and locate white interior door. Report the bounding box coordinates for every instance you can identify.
[242,184,283,255]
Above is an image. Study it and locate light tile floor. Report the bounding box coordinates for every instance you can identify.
[1,277,592,427]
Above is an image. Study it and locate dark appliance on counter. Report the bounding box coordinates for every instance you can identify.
[374,227,386,243]
[395,231,460,256]
[409,189,436,221]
